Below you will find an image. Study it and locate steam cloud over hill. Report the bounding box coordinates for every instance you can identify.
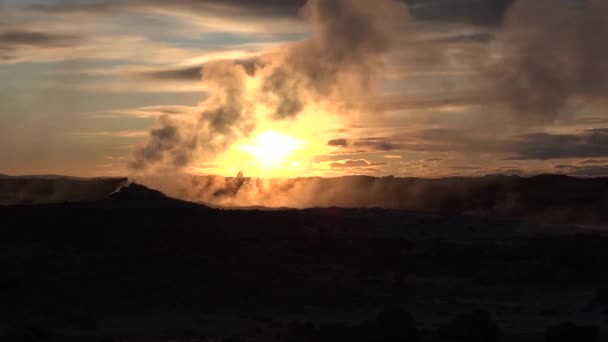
[137,173,608,225]
[131,0,407,171]
[128,0,608,175]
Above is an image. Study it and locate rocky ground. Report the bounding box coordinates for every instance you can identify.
[0,184,607,341]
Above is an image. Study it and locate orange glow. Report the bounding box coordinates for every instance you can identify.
[189,107,343,178]
[239,131,303,170]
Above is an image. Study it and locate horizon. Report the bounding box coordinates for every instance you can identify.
[1,171,605,180]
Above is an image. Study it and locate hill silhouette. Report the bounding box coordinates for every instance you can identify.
[141,173,608,226]
[1,174,608,225]
[100,182,204,208]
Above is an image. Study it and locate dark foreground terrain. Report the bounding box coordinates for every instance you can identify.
[1,184,607,341]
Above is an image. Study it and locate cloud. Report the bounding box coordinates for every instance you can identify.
[26,0,308,34]
[327,137,402,151]
[353,138,402,151]
[326,127,608,162]
[327,159,389,169]
[327,138,348,147]
[75,130,148,138]
[510,130,608,160]
[100,105,197,119]
[0,30,80,47]
[405,0,514,26]
[136,59,260,81]
[481,0,608,123]
[139,66,203,81]
[580,159,608,165]
[28,0,306,18]
[0,29,83,61]
[553,164,608,177]
[27,0,517,28]
[132,0,410,171]
[330,159,373,169]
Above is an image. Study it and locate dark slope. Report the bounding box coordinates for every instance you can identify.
[1,194,607,341]
[95,183,206,209]
[1,182,607,340]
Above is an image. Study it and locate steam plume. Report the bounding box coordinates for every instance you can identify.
[488,0,608,123]
[131,0,408,171]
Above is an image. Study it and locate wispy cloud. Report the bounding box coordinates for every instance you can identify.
[75,130,148,138]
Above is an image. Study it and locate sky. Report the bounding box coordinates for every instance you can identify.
[1,0,608,178]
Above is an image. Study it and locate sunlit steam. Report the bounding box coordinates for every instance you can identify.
[239,131,303,170]
[130,0,409,172]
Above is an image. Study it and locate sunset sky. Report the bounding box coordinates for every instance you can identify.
[1,0,607,178]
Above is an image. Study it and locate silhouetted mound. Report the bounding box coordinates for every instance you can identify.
[545,322,599,342]
[101,183,203,208]
[438,310,499,342]
[110,183,168,201]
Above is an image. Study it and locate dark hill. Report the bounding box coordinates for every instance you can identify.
[2,174,608,225]
[98,183,204,208]
[0,176,128,205]
[146,173,608,225]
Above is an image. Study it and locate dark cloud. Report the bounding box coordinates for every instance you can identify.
[327,128,608,162]
[511,130,608,160]
[552,164,608,177]
[327,138,348,147]
[497,168,524,175]
[329,159,388,169]
[139,66,202,81]
[28,0,306,19]
[353,139,401,151]
[569,166,608,177]
[580,159,608,165]
[450,165,480,170]
[327,137,402,151]
[330,159,371,168]
[431,32,493,44]
[27,0,518,27]
[482,0,608,124]
[138,59,261,82]
[586,128,608,134]
[404,0,514,26]
[0,30,80,47]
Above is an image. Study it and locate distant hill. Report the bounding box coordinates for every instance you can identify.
[2,174,607,225]
[96,183,204,208]
[140,173,608,226]
[0,175,128,205]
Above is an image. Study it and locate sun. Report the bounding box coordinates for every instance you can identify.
[239,131,303,170]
